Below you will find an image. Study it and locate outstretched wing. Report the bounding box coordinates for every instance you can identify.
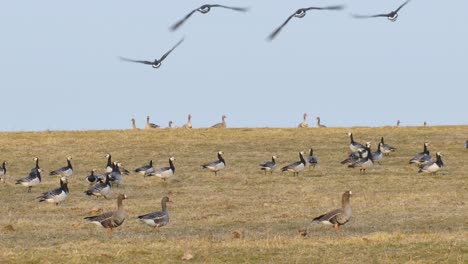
[169,9,197,31]
[267,13,296,41]
[304,5,345,11]
[351,13,389,19]
[209,5,249,12]
[118,57,153,65]
[159,38,184,62]
[395,0,411,13]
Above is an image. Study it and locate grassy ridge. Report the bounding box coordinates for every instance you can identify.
[0,126,467,263]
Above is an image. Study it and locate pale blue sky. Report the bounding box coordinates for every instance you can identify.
[1,1,467,131]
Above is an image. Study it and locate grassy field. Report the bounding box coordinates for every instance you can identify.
[0,126,467,263]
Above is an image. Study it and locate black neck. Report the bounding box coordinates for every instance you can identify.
[299,152,305,164]
[107,155,112,167]
[309,149,314,156]
[169,159,175,172]
[2,162,6,172]
[218,153,225,164]
[67,159,72,169]
[381,137,384,144]
[61,180,69,193]
[350,134,355,144]
[35,158,40,169]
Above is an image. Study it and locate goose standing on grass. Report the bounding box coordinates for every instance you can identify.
[312,191,352,231]
[49,157,73,177]
[201,151,225,176]
[351,0,410,22]
[316,117,327,128]
[131,118,138,130]
[281,151,306,176]
[380,137,396,155]
[347,132,365,152]
[117,162,130,175]
[16,168,42,193]
[84,174,112,199]
[348,145,374,173]
[85,169,104,184]
[109,162,123,187]
[137,196,171,229]
[419,152,444,175]
[211,115,227,128]
[145,116,160,129]
[260,156,277,174]
[409,142,432,165]
[298,113,308,128]
[37,177,69,205]
[0,161,7,183]
[182,114,192,129]
[105,154,113,173]
[371,143,383,164]
[84,194,128,233]
[135,160,153,175]
[340,149,366,165]
[145,157,176,181]
[306,148,319,168]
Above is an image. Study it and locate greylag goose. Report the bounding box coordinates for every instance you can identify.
[348,145,374,173]
[409,142,432,165]
[84,194,127,233]
[351,0,410,21]
[306,148,318,168]
[211,115,227,128]
[316,117,327,128]
[119,38,184,69]
[84,174,112,199]
[170,5,248,31]
[145,157,176,181]
[312,191,352,231]
[380,137,396,155]
[298,113,308,128]
[0,161,7,183]
[281,151,306,176]
[145,116,160,129]
[137,196,171,228]
[37,177,69,205]
[259,156,277,174]
[348,132,365,152]
[182,114,192,129]
[419,152,444,174]
[135,160,153,175]
[201,151,225,176]
[16,168,42,193]
[131,118,138,130]
[49,156,73,177]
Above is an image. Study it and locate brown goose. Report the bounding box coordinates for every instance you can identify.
[131,118,139,130]
[84,194,127,232]
[298,113,308,128]
[211,115,227,128]
[316,117,327,128]
[312,191,352,231]
[182,114,192,129]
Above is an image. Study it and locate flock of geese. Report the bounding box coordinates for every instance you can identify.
[1,130,460,234]
[118,1,413,69]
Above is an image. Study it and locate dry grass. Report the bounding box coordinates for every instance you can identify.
[0,126,467,263]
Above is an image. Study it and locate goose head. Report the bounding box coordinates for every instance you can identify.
[169,157,176,162]
[294,9,307,18]
[198,5,211,13]
[67,156,72,161]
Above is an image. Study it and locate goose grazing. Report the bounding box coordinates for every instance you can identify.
[201,151,226,176]
[380,137,396,155]
[119,38,184,69]
[259,156,277,174]
[145,116,160,129]
[0,161,7,183]
[409,142,432,165]
[105,153,113,173]
[298,113,308,128]
[145,157,176,181]
[306,148,319,168]
[312,191,352,231]
[340,150,365,165]
[281,151,306,176]
[135,160,153,175]
[316,117,327,128]
[170,4,249,31]
[16,168,42,193]
[348,145,374,173]
[351,0,410,22]
[49,156,73,177]
[109,162,123,187]
[419,152,444,175]
[347,132,365,152]
[182,114,192,129]
[211,115,227,128]
[84,174,112,199]
[137,196,171,229]
[85,169,102,184]
[37,177,69,205]
[131,118,138,130]
[84,194,128,233]
[268,5,345,40]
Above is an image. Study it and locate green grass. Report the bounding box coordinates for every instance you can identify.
[0,126,467,263]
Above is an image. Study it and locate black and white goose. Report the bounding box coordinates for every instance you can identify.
[84,174,112,199]
[137,196,171,229]
[0,161,7,183]
[49,156,73,177]
[306,148,319,168]
[371,143,383,163]
[109,162,123,187]
[85,169,103,184]
[281,151,306,176]
[409,142,432,165]
[135,160,153,175]
[105,153,113,173]
[201,151,226,176]
[145,116,160,129]
[312,191,352,231]
[316,117,327,128]
[380,137,396,155]
[268,5,345,40]
[16,168,42,193]
[145,157,176,181]
[37,177,70,205]
[117,162,130,175]
[119,38,184,69]
[348,132,365,152]
[259,156,277,174]
[348,145,374,173]
[84,194,127,233]
[351,0,411,22]
[419,152,444,175]
[170,4,248,31]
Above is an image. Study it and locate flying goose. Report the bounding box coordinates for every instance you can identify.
[170,5,249,31]
[137,196,171,229]
[371,143,383,163]
[49,156,73,177]
[281,151,306,176]
[298,113,308,128]
[119,38,184,69]
[419,152,444,175]
[182,114,192,129]
[347,132,365,152]
[312,191,352,231]
[131,118,138,130]
[135,160,153,175]
[105,153,113,173]
[409,142,432,165]
[16,168,42,193]
[211,115,227,128]
[268,5,345,40]
[84,174,112,199]
[316,117,327,128]
[380,137,396,155]
[306,148,319,168]
[201,151,225,176]
[351,0,410,22]
[259,156,277,174]
[145,116,160,129]
[84,194,127,233]
[145,157,176,181]
[37,177,70,205]
[0,161,7,183]
[348,145,374,173]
